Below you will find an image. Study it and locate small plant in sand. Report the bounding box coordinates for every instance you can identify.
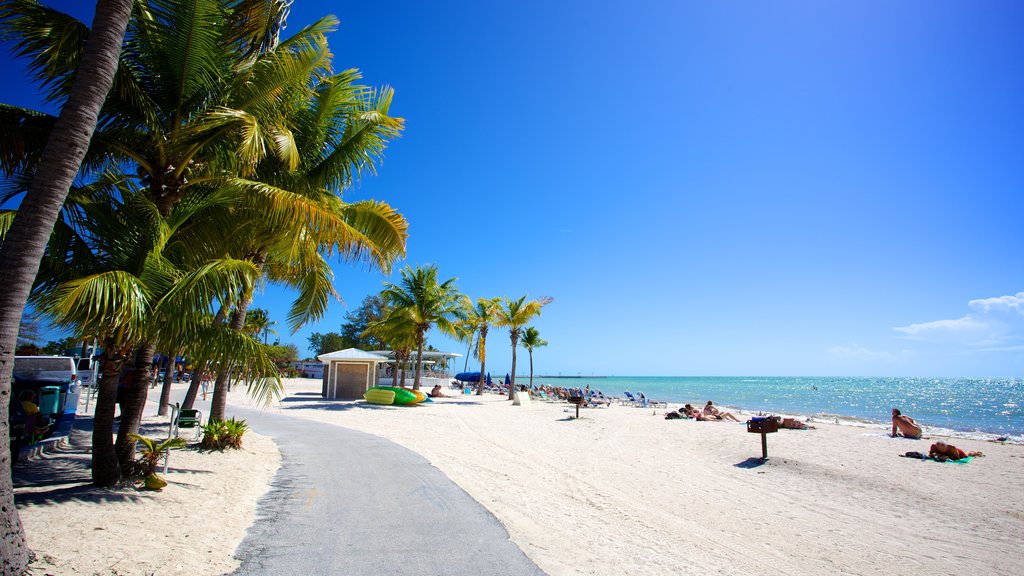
[200,417,249,450]
[128,434,187,490]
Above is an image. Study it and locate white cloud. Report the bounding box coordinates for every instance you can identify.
[969,292,1024,315]
[892,315,989,338]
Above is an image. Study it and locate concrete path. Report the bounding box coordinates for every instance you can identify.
[229,406,545,576]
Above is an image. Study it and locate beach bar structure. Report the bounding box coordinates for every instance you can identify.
[317,348,390,400]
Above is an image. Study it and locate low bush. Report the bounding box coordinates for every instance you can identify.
[200,417,249,450]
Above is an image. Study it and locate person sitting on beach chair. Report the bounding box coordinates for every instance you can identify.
[18,390,51,437]
[929,440,983,461]
[703,401,740,422]
[891,408,922,439]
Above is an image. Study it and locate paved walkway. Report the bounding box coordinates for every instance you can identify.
[229,406,545,576]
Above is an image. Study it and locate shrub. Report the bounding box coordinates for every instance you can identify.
[200,417,248,450]
[127,433,187,488]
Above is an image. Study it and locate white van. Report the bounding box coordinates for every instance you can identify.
[76,357,98,389]
[14,356,80,390]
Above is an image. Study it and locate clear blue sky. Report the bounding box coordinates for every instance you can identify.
[4,1,1023,377]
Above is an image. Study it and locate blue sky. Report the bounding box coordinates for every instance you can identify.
[4,1,1023,377]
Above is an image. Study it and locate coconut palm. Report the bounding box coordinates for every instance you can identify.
[464,297,500,395]
[519,326,548,389]
[363,305,418,387]
[380,265,463,390]
[496,296,552,400]
[31,177,276,485]
[0,0,132,567]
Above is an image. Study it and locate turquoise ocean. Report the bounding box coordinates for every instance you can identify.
[527,376,1024,442]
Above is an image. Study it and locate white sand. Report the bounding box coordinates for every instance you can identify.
[15,378,1024,575]
[15,387,280,576]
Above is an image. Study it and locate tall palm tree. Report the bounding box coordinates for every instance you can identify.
[0,1,132,569]
[516,327,548,385]
[464,297,499,395]
[380,265,463,390]
[496,296,552,400]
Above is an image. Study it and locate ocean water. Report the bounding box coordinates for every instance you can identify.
[528,376,1024,442]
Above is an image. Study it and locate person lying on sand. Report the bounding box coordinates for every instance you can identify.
[682,404,714,421]
[780,417,815,430]
[704,401,740,422]
[929,440,983,461]
[891,408,922,439]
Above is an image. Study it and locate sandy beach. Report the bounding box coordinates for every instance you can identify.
[15,377,1024,575]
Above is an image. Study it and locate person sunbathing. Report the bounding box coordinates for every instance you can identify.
[704,401,740,422]
[683,404,713,421]
[429,384,447,398]
[891,408,922,439]
[929,440,983,461]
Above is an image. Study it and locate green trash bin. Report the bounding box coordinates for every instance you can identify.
[37,386,61,418]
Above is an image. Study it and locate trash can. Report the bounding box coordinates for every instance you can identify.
[37,386,61,418]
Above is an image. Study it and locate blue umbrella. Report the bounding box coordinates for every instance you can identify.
[486,372,493,385]
[505,374,511,386]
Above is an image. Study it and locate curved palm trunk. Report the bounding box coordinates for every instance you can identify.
[115,342,156,470]
[0,2,133,570]
[183,306,229,409]
[156,348,180,416]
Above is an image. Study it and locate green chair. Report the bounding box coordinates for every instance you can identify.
[172,402,203,440]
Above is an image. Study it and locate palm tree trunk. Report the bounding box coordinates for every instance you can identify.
[182,304,229,409]
[412,331,425,390]
[529,349,534,388]
[115,342,155,470]
[507,333,519,400]
[210,298,252,421]
[476,332,487,396]
[157,348,180,416]
[92,338,130,487]
[0,2,133,571]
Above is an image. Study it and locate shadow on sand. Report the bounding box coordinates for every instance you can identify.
[734,457,769,469]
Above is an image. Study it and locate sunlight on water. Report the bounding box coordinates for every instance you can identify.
[530,376,1024,440]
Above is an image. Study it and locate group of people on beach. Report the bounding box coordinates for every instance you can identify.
[665,401,741,422]
[891,408,984,461]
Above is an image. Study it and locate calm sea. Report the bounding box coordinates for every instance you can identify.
[527,376,1024,442]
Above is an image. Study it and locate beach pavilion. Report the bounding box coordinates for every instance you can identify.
[317,348,390,399]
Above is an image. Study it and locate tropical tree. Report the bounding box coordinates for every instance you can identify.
[0,0,133,569]
[245,308,276,344]
[308,331,347,356]
[519,326,548,389]
[379,265,463,390]
[464,297,500,395]
[495,296,552,400]
[0,0,307,479]
[30,178,277,485]
[363,305,417,387]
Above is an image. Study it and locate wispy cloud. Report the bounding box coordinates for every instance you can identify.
[892,291,1024,348]
[969,292,1024,315]
[892,315,989,338]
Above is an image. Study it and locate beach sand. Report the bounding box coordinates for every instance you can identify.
[15,377,1024,575]
[14,388,280,575]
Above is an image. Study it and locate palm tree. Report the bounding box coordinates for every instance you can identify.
[31,178,276,484]
[380,265,463,390]
[464,297,500,395]
[0,1,132,568]
[363,305,418,387]
[245,308,276,344]
[519,327,548,389]
[496,296,553,400]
